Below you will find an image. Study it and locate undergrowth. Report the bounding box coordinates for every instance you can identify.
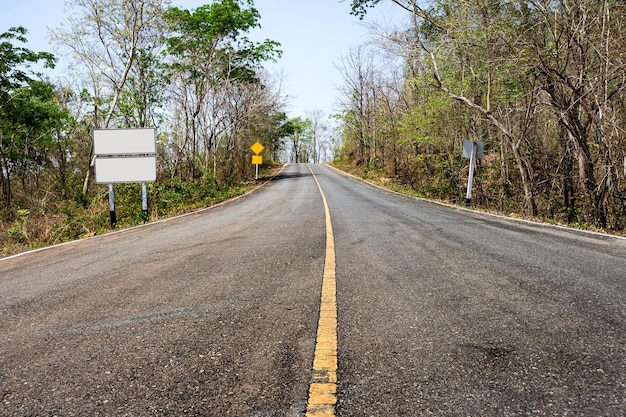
[0,172,274,258]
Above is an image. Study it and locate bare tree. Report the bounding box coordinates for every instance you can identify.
[306,109,331,163]
[51,0,170,193]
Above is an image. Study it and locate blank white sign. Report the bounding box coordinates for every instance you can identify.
[95,156,157,183]
[94,128,156,155]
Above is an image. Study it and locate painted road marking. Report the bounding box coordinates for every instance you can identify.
[306,165,338,417]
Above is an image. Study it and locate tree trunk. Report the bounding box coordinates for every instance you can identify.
[568,129,606,227]
[558,128,575,223]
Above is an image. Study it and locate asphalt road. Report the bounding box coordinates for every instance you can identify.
[1,163,625,416]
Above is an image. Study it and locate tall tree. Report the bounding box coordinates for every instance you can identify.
[362,0,626,226]
[344,0,626,228]
[306,109,330,163]
[0,27,61,209]
[336,45,379,167]
[284,117,313,163]
[525,0,626,227]
[0,27,55,93]
[164,0,281,180]
[51,0,171,193]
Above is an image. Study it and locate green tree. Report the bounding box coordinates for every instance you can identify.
[349,0,414,19]
[0,27,55,92]
[345,0,626,229]
[524,0,626,227]
[0,27,63,209]
[284,117,314,163]
[164,0,281,179]
[0,82,69,205]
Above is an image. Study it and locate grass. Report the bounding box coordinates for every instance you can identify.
[0,167,281,258]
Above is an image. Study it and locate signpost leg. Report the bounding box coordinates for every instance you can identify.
[255,164,259,180]
[108,184,117,228]
[465,142,478,206]
[142,182,148,222]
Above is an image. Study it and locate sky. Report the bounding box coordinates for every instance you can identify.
[1,0,408,119]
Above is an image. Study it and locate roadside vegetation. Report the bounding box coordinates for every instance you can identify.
[0,0,314,257]
[336,0,626,234]
[0,171,284,257]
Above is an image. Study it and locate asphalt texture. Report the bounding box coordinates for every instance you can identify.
[1,163,625,416]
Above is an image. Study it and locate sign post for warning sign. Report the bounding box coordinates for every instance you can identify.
[251,141,265,180]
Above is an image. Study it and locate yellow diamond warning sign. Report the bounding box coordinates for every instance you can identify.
[251,141,265,155]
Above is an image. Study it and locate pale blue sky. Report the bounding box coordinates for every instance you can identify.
[1,0,406,118]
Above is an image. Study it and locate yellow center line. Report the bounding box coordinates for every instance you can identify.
[306,165,338,417]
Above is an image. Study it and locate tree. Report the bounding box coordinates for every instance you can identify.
[343,0,626,229]
[336,45,379,167]
[51,0,171,193]
[524,0,626,227]
[421,0,541,215]
[306,110,331,163]
[349,0,413,18]
[0,27,63,209]
[0,27,55,93]
[284,117,313,163]
[164,0,281,180]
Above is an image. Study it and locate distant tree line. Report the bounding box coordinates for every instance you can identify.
[338,0,626,231]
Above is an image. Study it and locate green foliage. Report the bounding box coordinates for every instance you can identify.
[0,1,289,257]
[285,117,314,163]
[336,0,626,233]
[165,0,281,84]
[0,28,68,208]
[0,27,55,91]
[0,177,259,256]
[349,0,382,19]
[7,208,29,243]
[117,48,168,128]
[150,178,245,215]
[398,88,451,147]
[0,80,68,151]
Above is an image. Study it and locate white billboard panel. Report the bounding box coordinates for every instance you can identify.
[95,156,157,183]
[94,128,156,155]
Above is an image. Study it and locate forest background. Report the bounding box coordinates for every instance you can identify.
[338,0,626,234]
[1,0,625,257]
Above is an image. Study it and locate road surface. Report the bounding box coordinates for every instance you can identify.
[1,163,625,416]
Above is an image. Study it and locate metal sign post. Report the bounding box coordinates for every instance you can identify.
[251,142,265,180]
[463,140,484,206]
[466,142,477,205]
[108,184,117,228]
[142,183,148,222]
